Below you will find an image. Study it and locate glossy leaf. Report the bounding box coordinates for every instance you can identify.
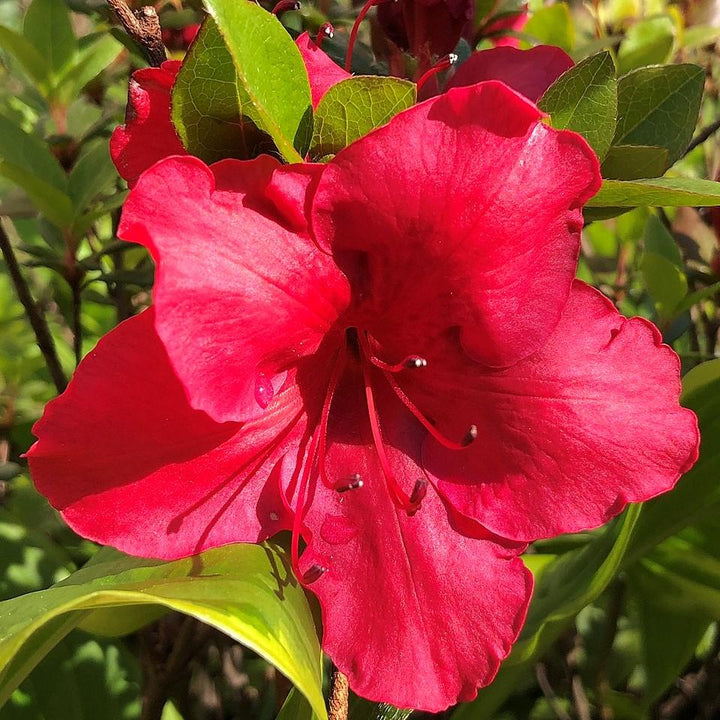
[202,0,313,162]
[23,0,77,76]
[0,27,50,91]
[311,76,416,158]
[68,140,118,214]
[538,51,617,159]
[0,544,327,720]
[171,18,270,164]
[641,214,687,319]
[522,3,574,51]
[630,582,711,706]
[616,16,675,75]
[587,177,720,208]
[601,145,669,180]
[613,64,704,168]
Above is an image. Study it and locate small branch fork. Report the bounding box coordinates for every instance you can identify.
[106,0,166,67]
[0,221,67,394]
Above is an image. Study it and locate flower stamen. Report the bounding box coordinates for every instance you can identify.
[317,22,334,47]
[317,348,348,490]
[336,473,364,492]
[416,53,458,92]
[370,353,427,373]
[302,564,328,584]
[345,0,396,72]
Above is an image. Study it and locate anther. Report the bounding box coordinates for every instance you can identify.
[370,353,428,373]
[272,0,300,14]
[336,473,364,492]
[302,564,327,584]
[409,477,428,506]
[461,424,478,447]
[416,53,459,92]
[317,22,334,47]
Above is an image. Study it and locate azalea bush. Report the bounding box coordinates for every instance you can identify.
[1,0,720,717]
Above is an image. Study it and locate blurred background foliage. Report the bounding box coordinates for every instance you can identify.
[1,0,720,718]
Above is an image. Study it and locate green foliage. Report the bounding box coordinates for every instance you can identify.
[616,16,675,74]
[171,18,271,164]
[538,51,617,160]
[587,177,720,207]
[522,3,574,51]
[311,77,416,158]
[203,0,313,162]
[0,543,327,719]
[612,64,704,169]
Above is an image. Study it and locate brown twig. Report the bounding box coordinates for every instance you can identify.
[328,670,349,720]
[0,220,67,394]
[106,0,166,67]
[684,116,720,157]
[535,663,571,720]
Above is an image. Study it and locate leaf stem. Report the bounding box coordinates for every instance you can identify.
[0,220,67,394]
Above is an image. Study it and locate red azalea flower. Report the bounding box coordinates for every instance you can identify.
[29,82,699,710]
[444,45,574,102]
[482,8,528,47]
[377,0,475,59]
[110,32,348,186]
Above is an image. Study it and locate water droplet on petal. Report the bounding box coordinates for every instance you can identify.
[255,372,274,409]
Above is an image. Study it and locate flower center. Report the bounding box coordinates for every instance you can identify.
[292,327,477,585]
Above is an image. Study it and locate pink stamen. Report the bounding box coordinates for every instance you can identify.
[370,353,427,373]
[272,0,300,14]
[317,22,334,47]
[416,53,458,92]
[345,0,394,72]
[317,348,348,490]
[360,350,415,512]
[381,368,477,450]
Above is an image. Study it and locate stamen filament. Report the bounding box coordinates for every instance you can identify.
[317,22,334,47]
[272,0,300,13]
[317,348,348,490]
[370,353,427,373]
[345,0,392,72]
[416,53,458,92]
[360,350,415,511]
[381,368,477,450]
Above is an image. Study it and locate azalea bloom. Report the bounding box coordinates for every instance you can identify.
[29,81,698,710]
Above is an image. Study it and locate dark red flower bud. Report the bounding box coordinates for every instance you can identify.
[377,0,474,59]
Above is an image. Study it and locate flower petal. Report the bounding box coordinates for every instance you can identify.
[110,61,187,187]
[445,46,573,102]
[119,155,350,423]
[423,281,700,542]
[299,372,531,711]
[312,81,600,368]
[27,309,302,559]
[295,32,350,108]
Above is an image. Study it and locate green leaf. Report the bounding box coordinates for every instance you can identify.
[0,115,67,193]
[310,77,416,158]
[522,3,574,51]
[68,140,117,214]
[629,583,711,706]
[0,543,326,720]
[277,688,314,720]
[682,24,720,50]
[538,51,617,160]
[0,27,51,92]
[587,177,720,208]
[171,18,270,164]
[4,633,141,720]
[601,145,669,180]
[640,214,687,318]
[55,33,122,105]
[0,162,74,228]
[23,0,77,77]
[202,0,313,163]
[613,64,704,169]
[616,16,675,75]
